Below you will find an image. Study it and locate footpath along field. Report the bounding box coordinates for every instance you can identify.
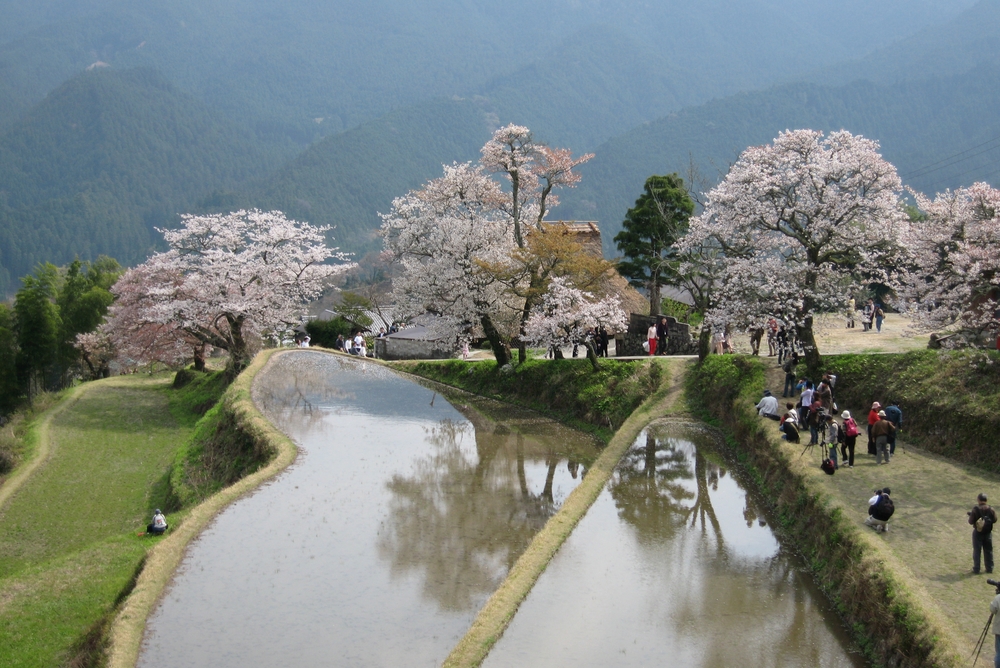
[0,374,201,667]
[759,315,998,665]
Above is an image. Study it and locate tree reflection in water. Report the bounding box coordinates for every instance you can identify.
[377,409,598,613]
[608,422,851,667]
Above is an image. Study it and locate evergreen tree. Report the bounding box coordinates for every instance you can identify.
[614,174,695,314]
[14,265,61,401]
[0,304,20,414]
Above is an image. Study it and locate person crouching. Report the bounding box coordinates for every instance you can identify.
[147,509,168,536]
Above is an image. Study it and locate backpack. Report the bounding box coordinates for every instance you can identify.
[844,418,859,437]
[873,494,895,521]
[977,509,994,534]
[836,423,845,444]
[821,459,836,475]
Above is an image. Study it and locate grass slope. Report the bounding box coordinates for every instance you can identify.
[0,371,228,667]
[396,357,663,442]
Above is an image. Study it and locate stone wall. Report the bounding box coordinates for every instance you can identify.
[616,313,697,356]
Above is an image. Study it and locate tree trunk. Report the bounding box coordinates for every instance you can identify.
[649,277,661,316]
[481,313,510,367]
[698,328,712,361]
[225,316,251,379]
[517,340,527,364]
[796,315,822,372]
[193,343,207,372]
[583,339,601,371]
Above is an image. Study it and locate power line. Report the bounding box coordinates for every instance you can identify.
[901,134,1000,177]
[903,138,1000,180]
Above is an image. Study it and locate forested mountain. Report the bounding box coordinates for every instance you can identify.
[558,62,1000,255]
[0,68,273,294]
[0,0,975,142]
[248,98,494,255]
[0,0,994,293]
[811,0,1000,86]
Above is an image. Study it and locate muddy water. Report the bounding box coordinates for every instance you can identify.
[483,421,866,668]
[138,352,601,668]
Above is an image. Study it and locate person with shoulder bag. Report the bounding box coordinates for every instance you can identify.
[969,493,998,574]
[840,410,859,468]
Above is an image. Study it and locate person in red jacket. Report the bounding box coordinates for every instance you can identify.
[867,401,881,456]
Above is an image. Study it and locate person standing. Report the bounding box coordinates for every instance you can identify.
[969,493,997,574]
[846,296,856,328]
[798,381,814,426]
[647,322,658,356]
[884,401,903,455]
[767,318,778,356]
[867,402,882,455]
[781,352,799,397]
[874,303,885,333]
[656,317,669,356]
[599,325,610,358]
[989,590,1000,668]
[840,410,859,468]
[776,326,788,363]
[826,414,841,468]
[871,410,896,464]
[862,299,875,331]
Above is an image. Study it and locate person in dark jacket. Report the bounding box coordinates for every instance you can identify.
[969,493,998,574]
[655,317,669,356]
[884,401,903,455]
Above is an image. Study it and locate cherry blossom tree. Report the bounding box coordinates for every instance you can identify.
[523,277,627,370]
[103,258,203,370]
[681,129,908,368]
[74,330,115,379]
[900,183,1000,347]
[107,210,351,375]
[382,125,593,366]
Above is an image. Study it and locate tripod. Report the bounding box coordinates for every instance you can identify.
[971,581,1000,666]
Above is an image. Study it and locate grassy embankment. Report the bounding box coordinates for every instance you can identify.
[105,348,297,668]
[395,357,665,442]
[0,372,223,668]
[689,354,969,668]
[0,351,290,668]
[397,356,687,667]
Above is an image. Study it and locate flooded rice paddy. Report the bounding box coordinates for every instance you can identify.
[138,351,601,667]
[483,421,865,667]
[140,352,863,667]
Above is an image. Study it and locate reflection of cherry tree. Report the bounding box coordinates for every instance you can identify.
[251,354,358,436]
[377,414,589,612]
[609,431,695,542]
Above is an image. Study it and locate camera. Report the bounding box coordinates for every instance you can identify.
[988,578,1000,588]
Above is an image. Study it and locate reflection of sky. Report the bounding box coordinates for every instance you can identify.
[140,351,599,668]
[484,424,865,668]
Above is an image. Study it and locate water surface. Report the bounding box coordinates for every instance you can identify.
[483,421,865,668]
[139,351,601,667]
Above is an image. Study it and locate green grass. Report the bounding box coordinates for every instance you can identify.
[0,372,224,668]
[396,358,664,441]
[824,350,1000,472]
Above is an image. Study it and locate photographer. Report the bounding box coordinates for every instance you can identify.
[989,585,1000,668]
[970,493,998,574]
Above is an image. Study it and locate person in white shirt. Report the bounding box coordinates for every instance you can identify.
[147,509,168,535]
[756,390,779,419]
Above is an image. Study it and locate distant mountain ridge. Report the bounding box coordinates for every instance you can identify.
[559,62,1000,255]
[0,67,273,294]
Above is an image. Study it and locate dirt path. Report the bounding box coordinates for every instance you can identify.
[764,363,996,665]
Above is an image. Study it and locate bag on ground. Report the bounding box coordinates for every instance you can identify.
[821,459,836,475]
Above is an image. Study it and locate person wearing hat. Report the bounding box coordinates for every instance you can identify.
[968,493,997,574]
[867,402,882,456]
[147,509,168,536]
[871,410,896,464]
[840,410,859,468]
[884,400,903,455]
[756,389,780,420]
